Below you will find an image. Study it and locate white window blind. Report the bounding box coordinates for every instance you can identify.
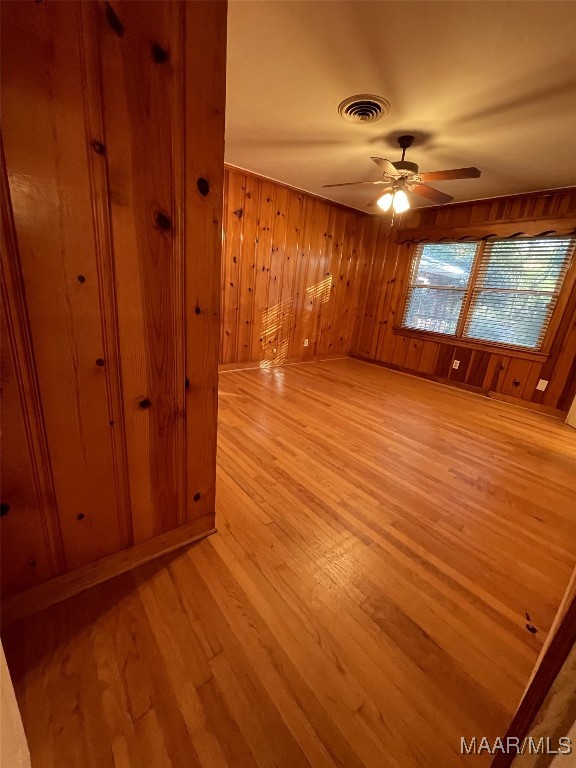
[463,237,575,349]
[402,236,575,351]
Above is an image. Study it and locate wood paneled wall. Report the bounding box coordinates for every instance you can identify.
[220,173,576,414]
[0,1,226,605]
[351,189,576,414]
[220,168,373,367]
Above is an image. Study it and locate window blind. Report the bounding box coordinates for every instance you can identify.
[401,235,575,352]
[402,242,478,334]
[463,236,575,349]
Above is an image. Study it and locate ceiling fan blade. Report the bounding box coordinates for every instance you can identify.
[418,167,481,182]
[322,180,390,188]
[366,189,393,207]
[370,157,400,178]
[410,183,454,205]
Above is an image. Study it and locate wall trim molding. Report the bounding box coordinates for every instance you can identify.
[219,354,347,373]
[1,515,216,627]
[396,216,576,245]
[487,391,566,418]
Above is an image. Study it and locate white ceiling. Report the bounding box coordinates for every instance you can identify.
[225,1,576,213]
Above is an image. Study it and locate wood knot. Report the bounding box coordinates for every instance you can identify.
[197,177,210,197]
[95,358,105,367]
[90,140,106,155]
[154,210,172,231]
[104,2,124,37]
[139,398,152,409]
[152,43,169,64]
[0,503,10,517]
[193,492,201,502]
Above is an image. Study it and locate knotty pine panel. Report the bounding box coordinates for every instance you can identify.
[449,347,473,384]
[351,188,576,414]
[0,309,55,595]
[1,1,128,570]
[1,144,66,599]
[181,0,226,525]
[334,213,366,356]
[96,1,186,541]
[466,351,491,389]
[0,0,226,600]
[407,188,576,231]
[220,168,371,367]
[250,180,276,363]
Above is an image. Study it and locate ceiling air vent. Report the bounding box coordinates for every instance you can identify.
[338,94,390,124]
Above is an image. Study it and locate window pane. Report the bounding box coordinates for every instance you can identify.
[465,291,552,348]
[413,242,478,287]
[404,287,466,335]
[479,238,573,291]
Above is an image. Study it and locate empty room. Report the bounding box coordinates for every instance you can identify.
[1,1,575,767]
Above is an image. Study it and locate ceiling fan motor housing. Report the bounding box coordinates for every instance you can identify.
[393,160,419,175]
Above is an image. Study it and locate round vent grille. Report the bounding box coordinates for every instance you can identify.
[338,94,390,124]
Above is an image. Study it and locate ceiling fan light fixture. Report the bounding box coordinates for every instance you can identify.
[377,192,393,211]
[377,189,410,214]
[392,189,410,213]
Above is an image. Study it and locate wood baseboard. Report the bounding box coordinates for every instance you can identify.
[349,354,486,394]
[219,361,264,372]
[219,355,347,373]
[487,391,566,418]
[1,515,216,626]
[349,355,567,419]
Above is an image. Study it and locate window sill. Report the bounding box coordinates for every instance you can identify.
[392,326,549,362]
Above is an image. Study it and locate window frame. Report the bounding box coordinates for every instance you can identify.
[395,236,576,360]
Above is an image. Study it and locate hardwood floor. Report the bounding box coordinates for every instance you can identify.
[3,358,576,768]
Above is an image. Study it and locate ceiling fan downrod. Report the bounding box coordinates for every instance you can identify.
[395,135,418,175]
[397,134,414,161]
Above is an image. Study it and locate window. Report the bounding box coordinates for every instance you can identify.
[401,236,575,350]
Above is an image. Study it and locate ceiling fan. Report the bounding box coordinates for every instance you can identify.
[323,135,481,213]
